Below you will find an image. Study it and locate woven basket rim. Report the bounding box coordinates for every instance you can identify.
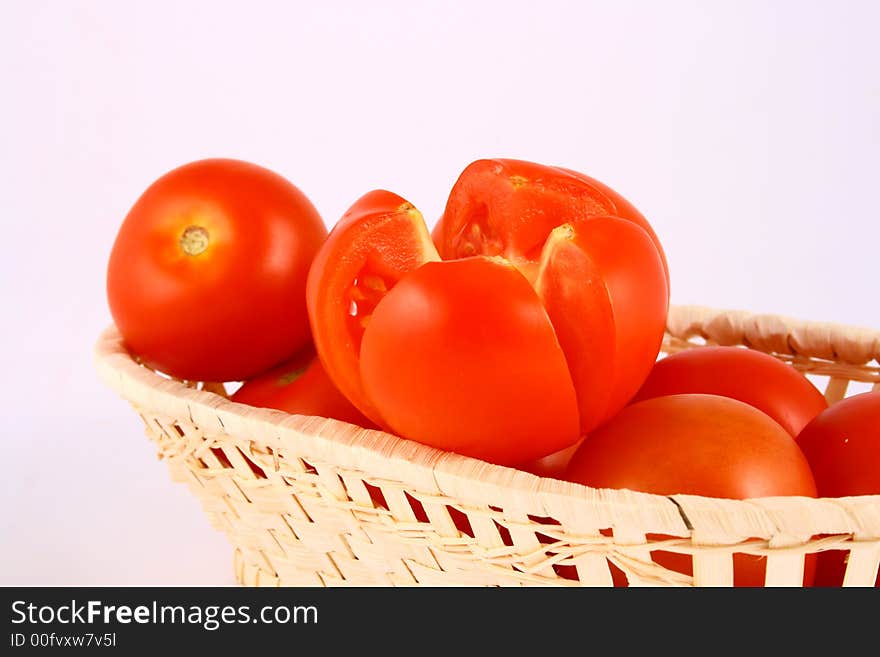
[93,304,880,543]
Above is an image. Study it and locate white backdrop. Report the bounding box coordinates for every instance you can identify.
[1,0,878,585]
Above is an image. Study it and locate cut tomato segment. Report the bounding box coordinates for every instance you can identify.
[437,158,670,290]
[558,166,669,287]
[306,190,439,426]
[359,256,581,467]
[582,218,668,421]
[535,217,668,432]
[534,224,616,434]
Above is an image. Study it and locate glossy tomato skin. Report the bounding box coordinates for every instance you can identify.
[632,346,828,436]
[107,158,327,382]
[231,350,377,429]
[796,391,880,497]
[307,190,581,465]
[307,160,669,466]
[536,218,668,433]
[435,159,669,434]
[359,256,580,467]
[565,394,818,586]
[796,391,880,587]
[305,190,440,427]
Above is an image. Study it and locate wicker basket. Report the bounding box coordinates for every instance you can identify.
[93,305,880,587]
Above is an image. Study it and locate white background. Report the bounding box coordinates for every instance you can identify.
[1,1,878,585]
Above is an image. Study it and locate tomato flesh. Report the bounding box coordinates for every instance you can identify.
[436,158,670,289]
[306,190,440,426]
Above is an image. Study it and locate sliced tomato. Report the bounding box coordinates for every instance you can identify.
[558,165,668,282]
[305,190,439,426]
[308,159,670,467]
[535,217,668,432]
[435,158,670,289]
[434,159,669,433]
[359,256,580,466]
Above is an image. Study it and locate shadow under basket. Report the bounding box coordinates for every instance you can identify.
[94,305,880,587]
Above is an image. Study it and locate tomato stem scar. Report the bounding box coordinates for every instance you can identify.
[180,225,210,256]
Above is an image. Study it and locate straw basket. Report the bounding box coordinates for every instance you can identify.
[93,305,880,587]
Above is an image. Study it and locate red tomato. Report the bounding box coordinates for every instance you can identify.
[435,158,669,433]
[305,189,440,427]
[796,391,880,587]
[535,218,668,431]
[360,256,579,466]
[430,215,444,250]
[632,346,828,436]
[231,350,377,429]
[307,160,669,464]
[107,158,328,382]
[520,440,584,479]
[564,394,818,586]
[435,158,670,288]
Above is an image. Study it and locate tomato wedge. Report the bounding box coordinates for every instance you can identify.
[435,158,670,290]
[305,190,439,426]
[360,256,580,465]
[536,217,668,432]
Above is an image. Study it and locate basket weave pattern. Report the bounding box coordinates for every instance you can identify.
[94,305,880,587]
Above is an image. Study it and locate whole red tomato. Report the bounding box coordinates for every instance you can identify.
[107,158,328,382]
[306,160,669,466]
[564,394,818,586]
[231,351,377,429]
[796,391,880,587]
[632,346,828,436]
